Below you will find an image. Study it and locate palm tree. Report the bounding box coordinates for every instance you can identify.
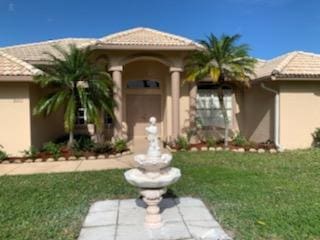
[33,44,114,147]
[186,34,256,147]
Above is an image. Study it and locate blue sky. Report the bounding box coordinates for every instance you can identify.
[0,0,319,59]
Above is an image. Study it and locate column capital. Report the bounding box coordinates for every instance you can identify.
[169,67,183,73]
[108,65,123,72]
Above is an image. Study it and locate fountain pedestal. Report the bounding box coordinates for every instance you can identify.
[124,117,181,229]
[140,188,166,228]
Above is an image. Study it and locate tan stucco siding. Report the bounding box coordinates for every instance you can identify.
[279,82,320,149]
[242,84,275,143]
[29,84,65,149]
[180,83,190,134]
[0,83,31,156]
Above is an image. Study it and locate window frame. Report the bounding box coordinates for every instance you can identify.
[196,85,233,128]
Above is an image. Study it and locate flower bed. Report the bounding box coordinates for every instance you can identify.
[0,135,131,164]
[166,136,278,153]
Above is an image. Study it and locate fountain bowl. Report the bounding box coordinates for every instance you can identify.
[134,153,172,172]
[124,167,181,189]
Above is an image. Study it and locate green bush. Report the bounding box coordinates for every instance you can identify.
[312,128,320,147]
[205,135,216,147]
[0,145,8,161]
[175,136,189,151]
[22,146,39,159]
[113,139,127,153]
[233,133,249,147]
[93,142,112,154]
[73,135,95,152]
[42,142,61,159]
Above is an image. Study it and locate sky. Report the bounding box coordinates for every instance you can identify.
[0,0,320,59]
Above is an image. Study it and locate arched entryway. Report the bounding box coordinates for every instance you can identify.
[126,80,161,138]
[123,60,169,140]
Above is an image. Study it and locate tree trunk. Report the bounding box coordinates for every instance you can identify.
[217,87,229,148]
[68,131,74,148]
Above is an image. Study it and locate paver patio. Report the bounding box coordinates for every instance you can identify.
[78,197,232,240]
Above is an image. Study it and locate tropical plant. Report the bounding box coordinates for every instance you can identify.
[113,138,128,153]
[42,142,61,159]
[186,34,256,147]
[0,145,8,161]
[312,128,320,147]
[33,44,114,147]
[205,135,216,148]
[73,135,95,152]
[233,133,249,147]
[22,146,39,159]
[175,136,189,151]
[92,142,112,154]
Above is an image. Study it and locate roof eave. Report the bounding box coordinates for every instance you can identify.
[273,74,320,81]
[0,75,34,81]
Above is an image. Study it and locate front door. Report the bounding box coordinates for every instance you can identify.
[126,94,161,138]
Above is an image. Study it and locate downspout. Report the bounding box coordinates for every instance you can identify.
[260,83,283,151]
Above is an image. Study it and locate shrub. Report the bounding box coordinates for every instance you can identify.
[0,145,8,161]
[175,136,189,151]
[22,146,39,159]
[233,133,249,147]
[42,142,61,159]
[312,128,320,147]
[113,139,128,153]
[73,135,95,152]
[205,135,216,147]
[92,142,112,154]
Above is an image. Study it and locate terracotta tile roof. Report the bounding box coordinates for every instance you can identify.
[255,51,320,79]
[0,38,95,62]
[0,51,42,76]
[99,27,201,47]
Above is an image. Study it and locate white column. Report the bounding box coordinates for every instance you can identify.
[109,66,123,138]
[170,67,182,140]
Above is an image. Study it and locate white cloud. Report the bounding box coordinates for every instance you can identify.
[8,2,15,12]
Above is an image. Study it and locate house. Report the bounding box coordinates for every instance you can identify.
[0,27,320,155]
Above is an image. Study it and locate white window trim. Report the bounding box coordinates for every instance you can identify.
[196,89,233,128]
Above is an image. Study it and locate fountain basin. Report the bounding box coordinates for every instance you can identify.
[134,153,172,172]
[124,167,181,189]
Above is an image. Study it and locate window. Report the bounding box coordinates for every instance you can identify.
[76,107,87,125]
[76,107,113,127]
[196,85,232,128]
[127,80,160,89]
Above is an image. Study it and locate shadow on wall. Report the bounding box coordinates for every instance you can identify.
[242,86,275,143]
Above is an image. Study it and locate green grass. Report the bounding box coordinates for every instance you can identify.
[0,150,320,240]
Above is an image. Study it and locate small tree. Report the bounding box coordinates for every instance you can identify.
[186,34,256,147]
[33,44,114,147]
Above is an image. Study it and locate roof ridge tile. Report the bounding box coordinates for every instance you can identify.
[274,51,299,74]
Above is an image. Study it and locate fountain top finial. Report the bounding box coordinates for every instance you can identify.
[149,117,156,125]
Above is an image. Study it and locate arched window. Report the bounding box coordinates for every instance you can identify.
[127,80,160,89]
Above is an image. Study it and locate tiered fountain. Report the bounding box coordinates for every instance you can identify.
[124,117,181,228]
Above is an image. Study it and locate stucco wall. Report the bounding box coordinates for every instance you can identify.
[242,84,275,143]
[179,83,189,134]
[0,82,31,156]
[280,82,320,149]
[29,84,65,149]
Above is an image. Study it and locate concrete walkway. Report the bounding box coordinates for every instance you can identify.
[0,155,135,176]
[0,137,170,176]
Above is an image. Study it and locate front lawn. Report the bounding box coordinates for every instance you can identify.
[0,150,319,239]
